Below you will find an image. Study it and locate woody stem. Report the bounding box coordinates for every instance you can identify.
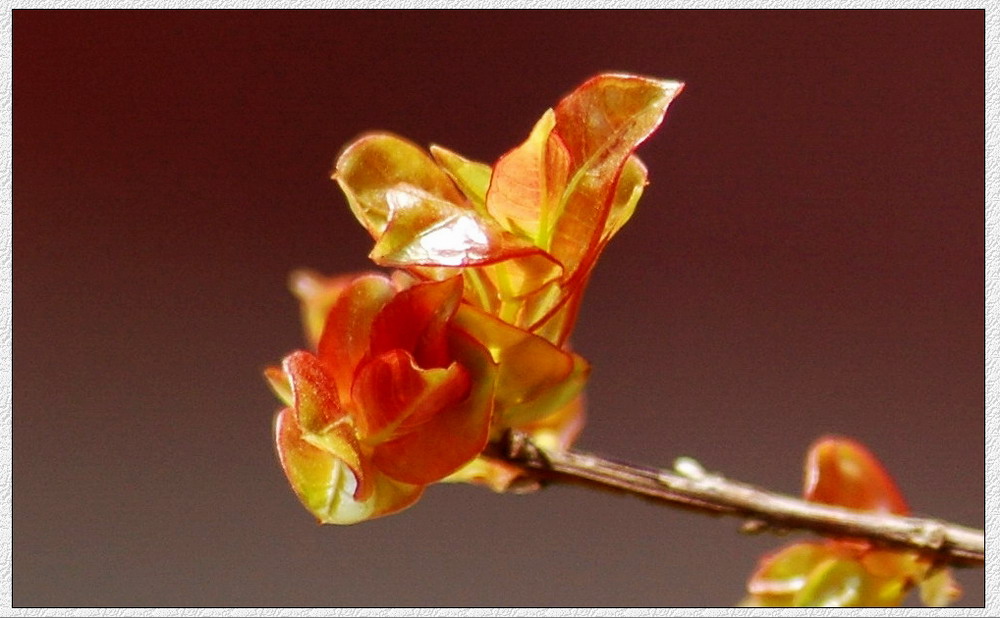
[490,431,985,568]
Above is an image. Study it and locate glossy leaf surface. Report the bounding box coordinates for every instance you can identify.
[371,185,538,268]
[333,73,683,347]
[335,133,466,238]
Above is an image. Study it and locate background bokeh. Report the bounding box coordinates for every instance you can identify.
[14,10,984,608]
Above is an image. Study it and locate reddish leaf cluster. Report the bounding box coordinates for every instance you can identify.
[266,74,962,608]
[267,74,684,523]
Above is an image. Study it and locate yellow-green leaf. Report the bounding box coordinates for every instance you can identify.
[919,567,961,607]
[334,133,466,238]
[430,144,493,211]
[452,303,588,428]
[747,543,832,597]
[792,557,866,607]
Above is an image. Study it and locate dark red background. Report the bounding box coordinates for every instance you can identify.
[14,10,984,607]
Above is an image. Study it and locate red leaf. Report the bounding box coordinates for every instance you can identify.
[372,327,496,485]
[369,277,464,369]
[350,349,470,446]
[316,273,396,403]
[803,436,909,515]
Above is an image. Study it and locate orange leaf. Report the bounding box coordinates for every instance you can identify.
[547,74,683,278]
[486,109,571,242]
[803,436,909,515]
[282,351,346,435]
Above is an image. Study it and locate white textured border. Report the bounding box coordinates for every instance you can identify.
[984,2,997,617]
[45,605,987,616]
[0,3,994,616]
[2,0,13,615]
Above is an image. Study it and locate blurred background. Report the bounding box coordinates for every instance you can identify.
[14,10,984,607]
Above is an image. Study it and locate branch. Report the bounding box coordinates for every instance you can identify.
[490,431,985,568]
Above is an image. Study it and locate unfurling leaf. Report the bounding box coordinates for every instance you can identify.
[333,73,683,346]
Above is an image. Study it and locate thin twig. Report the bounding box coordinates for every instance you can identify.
[491,431,984,568]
